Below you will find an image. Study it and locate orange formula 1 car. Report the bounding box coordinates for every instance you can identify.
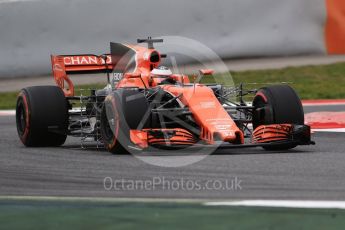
[16,38,314,153]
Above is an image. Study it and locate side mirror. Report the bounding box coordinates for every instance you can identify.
[199,69,214,75]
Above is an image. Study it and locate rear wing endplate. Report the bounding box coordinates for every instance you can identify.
[51,54,113,96]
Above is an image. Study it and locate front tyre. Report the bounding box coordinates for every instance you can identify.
[100,89,149,154]
[100,93,128,154]
[252,85,304,150]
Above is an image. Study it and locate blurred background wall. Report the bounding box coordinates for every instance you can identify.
[0,0,343,78]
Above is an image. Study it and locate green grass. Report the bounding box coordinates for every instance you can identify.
[0,84,105,110]
[1,199,345,230]
[1,62,345,109]
[0,91,19,110]
[231,62,345,99]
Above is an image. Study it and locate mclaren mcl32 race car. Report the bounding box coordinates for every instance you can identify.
[16,38,314,154]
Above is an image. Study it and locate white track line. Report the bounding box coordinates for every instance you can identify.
[303,102,345,106]
[0,110,15,116]
[205,200,345,209]
[0,0,39,3]
[2,196,345,210]
[312,128,345,133]
[0,195,204,204]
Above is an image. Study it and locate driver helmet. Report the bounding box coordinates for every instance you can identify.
[151,66,172,77]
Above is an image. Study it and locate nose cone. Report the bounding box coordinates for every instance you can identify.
[214,130,244,144]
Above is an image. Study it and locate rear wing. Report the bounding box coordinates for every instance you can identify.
[51,42,150,96]
[51,54,113,96]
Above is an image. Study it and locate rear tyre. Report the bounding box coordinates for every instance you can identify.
[252,85,304,150]
[100,89,149,154]
[16,86,68,147]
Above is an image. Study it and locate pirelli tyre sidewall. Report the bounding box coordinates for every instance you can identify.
[16,86,68,147]
[100,89,149,154]
[252,84,304,150]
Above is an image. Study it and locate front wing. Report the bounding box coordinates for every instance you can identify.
[129,124,314,150]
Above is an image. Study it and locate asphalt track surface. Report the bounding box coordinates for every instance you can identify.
[1,104,345,200]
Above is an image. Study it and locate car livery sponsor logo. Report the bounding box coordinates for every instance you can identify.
[112,73,123,81]
[219,131,235,137]
[63,55,112,65]
[215,124,232,130]
[53,63,63,71]
[200,101,216,109]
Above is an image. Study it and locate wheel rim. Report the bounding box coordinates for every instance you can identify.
[101,101,120,147]
[17,102,26,135]
[253,95,273,129]
[16,93,31,144]
[253,95,267,129]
